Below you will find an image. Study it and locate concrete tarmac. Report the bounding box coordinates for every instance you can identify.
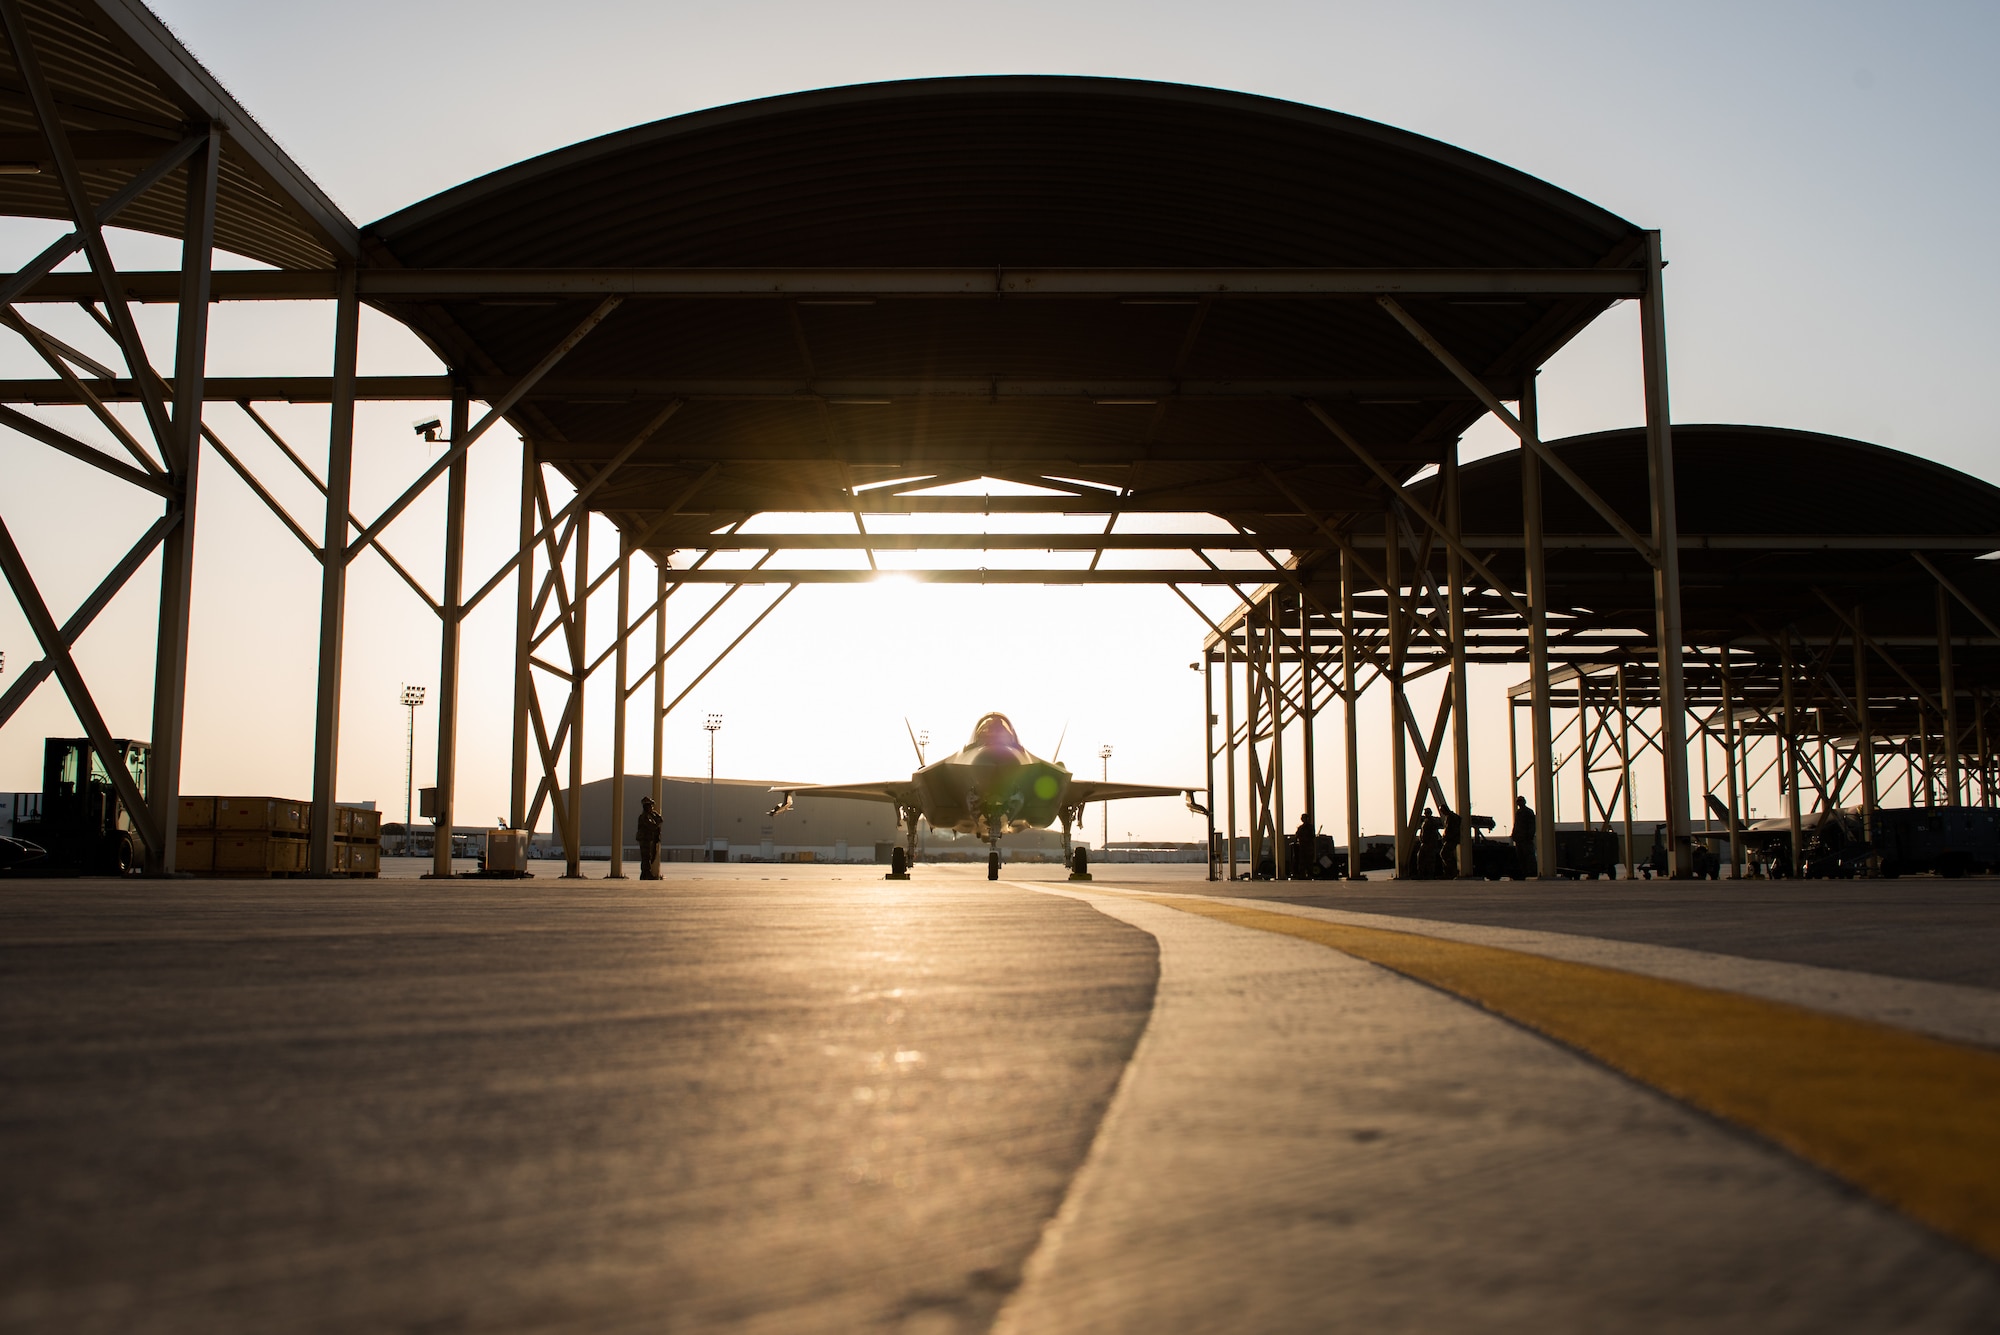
[4,864,1998,1331]
[0,872,1153,1333]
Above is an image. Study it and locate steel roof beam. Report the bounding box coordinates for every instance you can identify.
[0,374,1503,404]
[670,533,1323,551]
[9,266,1645,303]
[653,568,1357,583]
[1352,534,2000,552]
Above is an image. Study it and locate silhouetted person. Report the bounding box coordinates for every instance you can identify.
[1415,808,1444,879]
[1294,813,1314,879]
[637,796,663,880]
[1512,796,1537,879]
[1442,808,1463,878]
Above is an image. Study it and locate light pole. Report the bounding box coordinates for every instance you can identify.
[704,713,723,861]
[401,685,426,856]
[1099,743,1113,853]
[917,729,929,764]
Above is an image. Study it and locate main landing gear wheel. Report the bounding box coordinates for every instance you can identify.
[987,850,1000,881]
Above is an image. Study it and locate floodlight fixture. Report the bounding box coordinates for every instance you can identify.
[400,686,428,855]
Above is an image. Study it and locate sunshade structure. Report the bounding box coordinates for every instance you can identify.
[0,7,1791,881]
[0,0,356,874]
[354,75,1652,550]
[1203,426,2000,878]
[336,75,1691,879]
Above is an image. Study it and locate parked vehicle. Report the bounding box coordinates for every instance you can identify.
[1871,806,2000,878]
[6,737,149,875]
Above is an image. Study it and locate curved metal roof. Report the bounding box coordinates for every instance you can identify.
[1454,425,2000,543]
[1262,427,2000,687]
[360,76,1648,540]
[1441,425,2000,642]
[0,0,355,268]
[371,76,1635,266]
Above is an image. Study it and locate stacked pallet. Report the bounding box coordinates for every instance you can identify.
[176,797,309,876]
[334,806,382,877]
[173,799,381,877]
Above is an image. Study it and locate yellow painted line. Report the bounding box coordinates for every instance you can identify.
[1104,890,2000,1262]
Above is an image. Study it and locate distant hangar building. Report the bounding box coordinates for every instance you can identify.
[572,776,1066,862]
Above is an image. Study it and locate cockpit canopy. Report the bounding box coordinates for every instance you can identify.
[968,712,1023,752]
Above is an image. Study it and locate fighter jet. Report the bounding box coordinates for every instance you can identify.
[768,712,1204,879]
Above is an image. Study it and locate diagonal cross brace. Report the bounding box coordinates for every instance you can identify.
[0,512,161,855]
[2,309,158,475]
[1913,552,2000,641]
[1812,587,1942,715]
[0,1,177,462]
[661,587,798,719]
[0,132,207,311]
[0,403,172,496]
[1376,297,1660,566]
[1254,467,1458,650]
[0,512,176,729]
[237,402,440,614]
[347,296,624,559]
[462,402,688,615]
[1286,417,1533,623]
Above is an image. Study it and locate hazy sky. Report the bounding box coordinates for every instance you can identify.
[1,1,1995,844]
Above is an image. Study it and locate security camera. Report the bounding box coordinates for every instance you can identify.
[412,416,443,441]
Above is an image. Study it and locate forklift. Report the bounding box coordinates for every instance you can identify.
[5,737,150,875]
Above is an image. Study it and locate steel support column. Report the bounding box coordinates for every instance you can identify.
[1617,665,1637,878]
[1853,604,1876,862]
[652,561,667,813]
[309,264,360,875]
[1720,653,1742,875]
[1521,377,1557,878]
[1781,629,1804,869]
[1385,510,1409,876]
[1445,442,1474,875]
[1939,584,1960,804]
[566,516,590,877]
[509,441,536,831]
[1269,591,1287,880]
[1299,589,1316,869]
[1245,613,1264,875]
[145,123,219,873]
[1224,633,1239,879]
[1341,545,1362,880]
[1640,231,1692,875]
[1578,674,1593,831]
[1968,695,1984,807]
[431,389,470,880]
[608,532,632,878]
[1204,651,1218,881]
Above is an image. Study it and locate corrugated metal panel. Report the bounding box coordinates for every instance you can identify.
[0,0,354,269]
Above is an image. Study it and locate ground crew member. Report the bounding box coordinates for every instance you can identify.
[1415,809,1443,879]
[637,796,663,880]
[1512,795,1537,879]
[1293,813,1314,878]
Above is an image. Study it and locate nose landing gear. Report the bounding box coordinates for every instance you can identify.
[987,847,1000,880]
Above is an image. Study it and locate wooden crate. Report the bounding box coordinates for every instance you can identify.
[336,806,382,841]
[336,841,380,875]
[177,796,216,830]
[485,829,528,873]
[213,831,308,874]
[215,797,310,835]
[176,832,214,872]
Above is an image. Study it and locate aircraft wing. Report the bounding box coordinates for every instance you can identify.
[768,781,918,815]
[1066,781,1200,807]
